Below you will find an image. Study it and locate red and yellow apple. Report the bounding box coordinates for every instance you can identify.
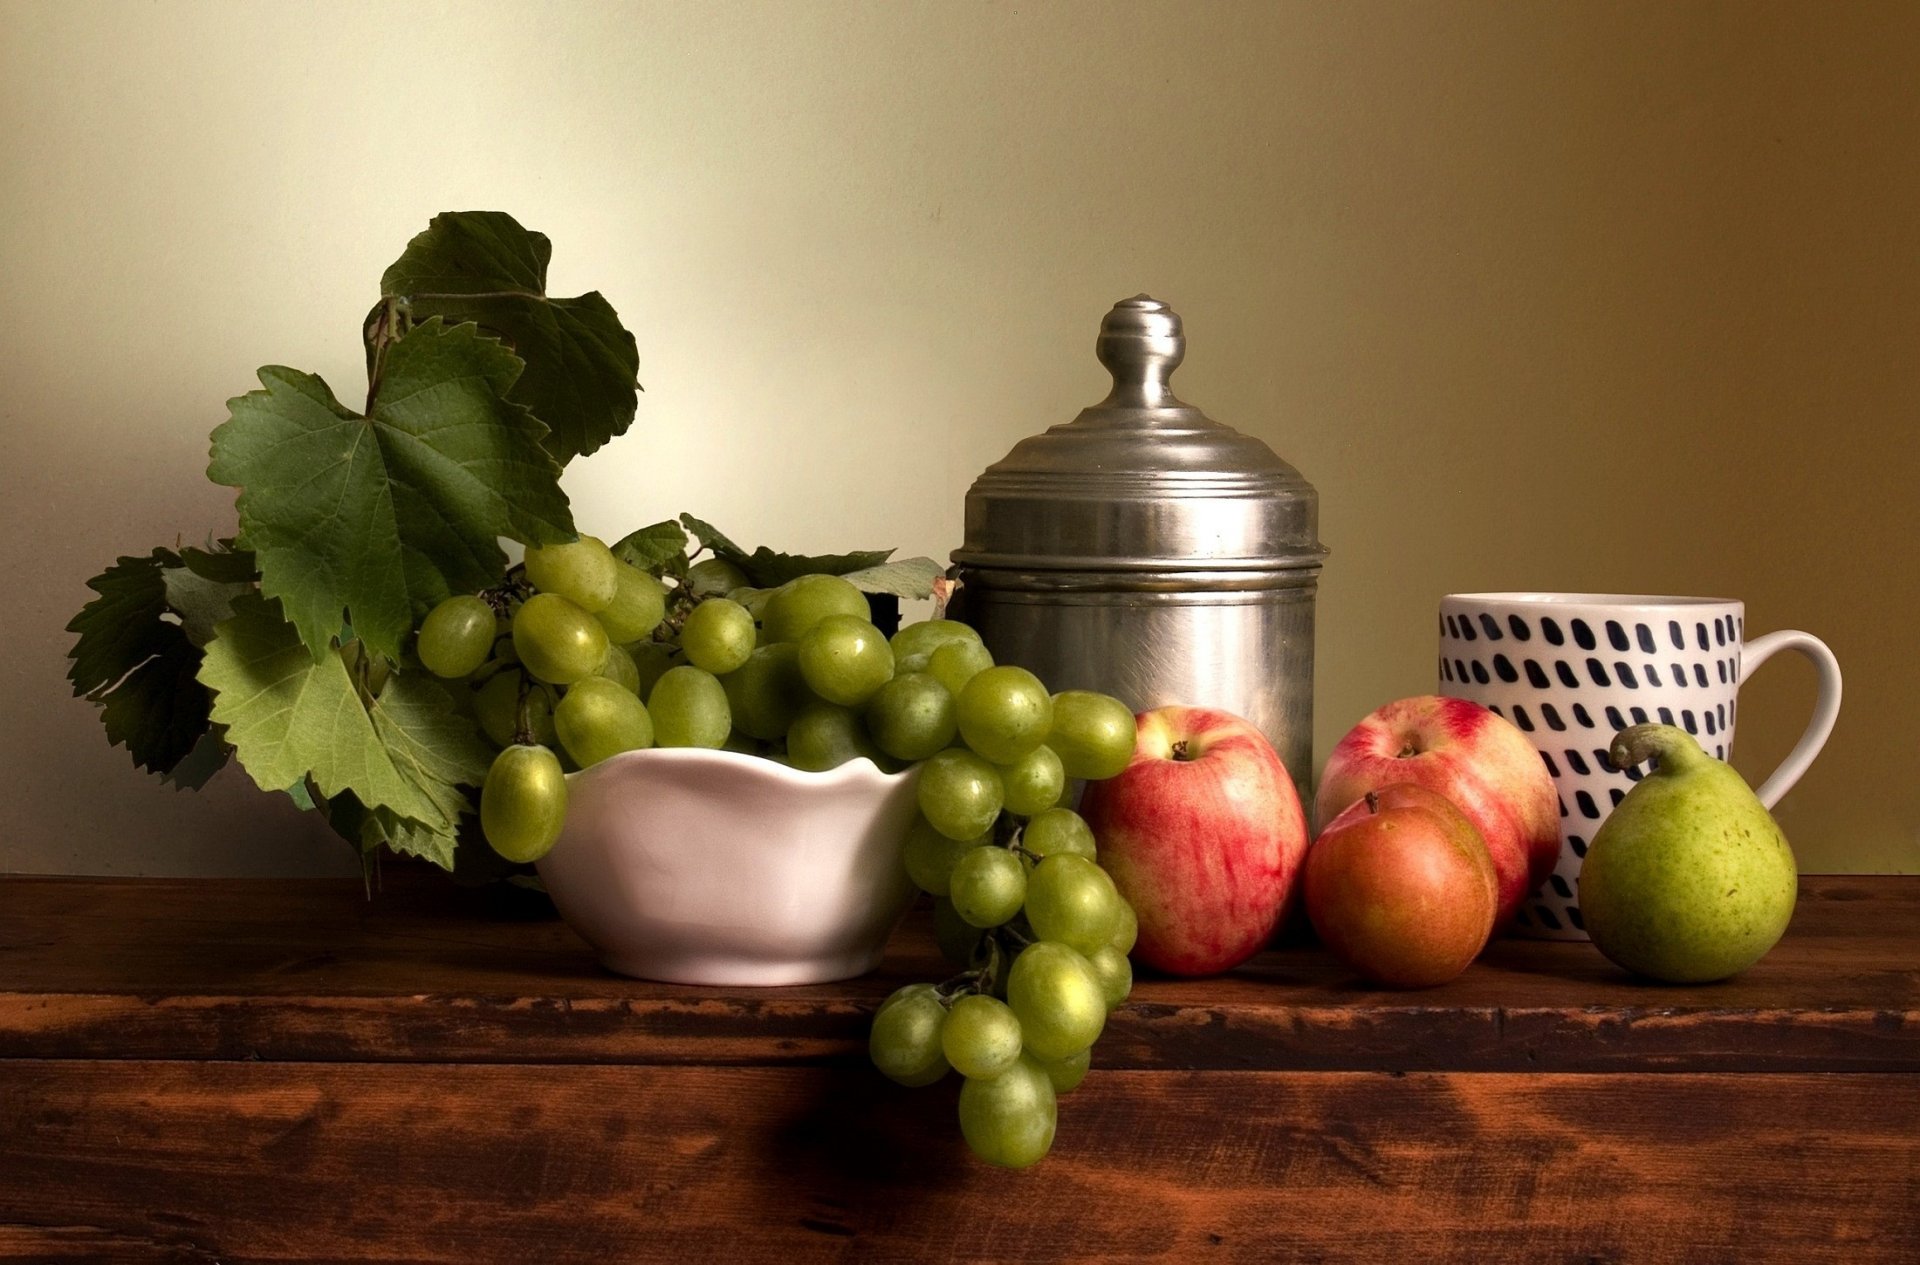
[1080,705,1307,976]
[1315,695,1556,928]
[1303,783,1498,987]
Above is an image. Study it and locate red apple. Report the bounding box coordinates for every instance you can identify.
[1080,705,1308,976]
[1316,696,1557,928]
[1303,783,1498,987]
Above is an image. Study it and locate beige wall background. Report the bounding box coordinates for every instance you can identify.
[2,0,1914,876]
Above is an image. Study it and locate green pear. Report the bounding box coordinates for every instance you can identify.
[1580,724,1797,983]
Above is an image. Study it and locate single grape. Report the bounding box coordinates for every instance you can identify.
[553,676,654,768]
[916,749,1005,841]
[681,597,756,675]
[1007,941,1106,1061]
[1087,945,1133,1009]
[949,846,1027,928]
[1031,1047,1092,1095]
[1022,807,1096,861]
[956,666,1054,764]
[933,897,987,967]
[597,563,669,644]
[1047,690,1139,781]
[416,595,495,678]
[523,535,619,612]
[798,613,893,706]
[472,669,556,747]
[512,593,609,686]
[685,556,750,597]
[649,665,732,748]
[1023,854,1121,956]
[941,994,1024,1079]
[1107,897,1139,955]
[786,703,887,772]
[902,814,990,897]
[629,641,675,700]
[869,983,950,1087]
[957,1056,1057,1169]
[998,744,1065,817]
[594,640,641,694]
[927,639,994,697]
[719,643,811,740]
[761,573,869,644]
[865,672,957,762]
[889,618,981,668]
[479,743,568,863]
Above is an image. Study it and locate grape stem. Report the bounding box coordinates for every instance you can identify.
[513,672,535,747]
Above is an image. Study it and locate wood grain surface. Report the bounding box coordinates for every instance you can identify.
[1,875,1915,1071]
[2,1062,1917,1263]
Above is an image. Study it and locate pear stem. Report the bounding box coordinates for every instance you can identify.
[1609,723,1710,775]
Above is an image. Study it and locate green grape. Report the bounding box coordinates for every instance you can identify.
[594,640,641,694]
[869,983,950,1087]
[1107,897,1138,955]
[1023,854,1121,956]
[890,618,981,669]
[1087,945,1133,1010]
[629,642,675,700]
[1047,690,1139,781]
[416,595,495,678]
[649,665,731,748]
[472,669,556,747]
[798,613,893,706]
[479,743,568,863]
[933,897,987,966]
[916,749,1005,841]
[927,639,994,697]
[864,672,957,762]
[1022,807,1096,861]
[941,993,1024,1079]
[685,556,750,597]
[786,703,886,772]
[949,846,1027,928]
[553,676,654,768]
[1007,941,1106,1061]
[957,1056,1057,1169]
[523,535,619,613]
[956,666,1054,764]
[512,593,610,686]
[902,814,990,897]
[681,597,756,674]
[761,573,869,643]
[597,563,669,644]
[719,643,810,740]
[998,744,1065,817]
[1031,1047,1092,1095]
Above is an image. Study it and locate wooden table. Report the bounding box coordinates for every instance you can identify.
[1,874,1915,1263]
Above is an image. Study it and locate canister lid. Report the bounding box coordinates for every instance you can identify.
[952,296,1326,573]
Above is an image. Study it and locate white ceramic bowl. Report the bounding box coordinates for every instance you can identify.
[536,747,920,985]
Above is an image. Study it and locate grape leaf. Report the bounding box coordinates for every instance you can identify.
[374,211,641,466]
[329,793,460,871]
[179,542,258,584]
[732,547,897,589]
[367,673,493,832]
[162,566,252,647]
[679,513,746,560]
[198,595,450,828]
[209,319,576,663]
[163,726,231,791]
[67,549,218,776]
[839,557,944,599]
[67,550,178,697]
[611,519,689,571]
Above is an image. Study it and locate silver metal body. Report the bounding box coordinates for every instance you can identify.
[949,297,1327,792]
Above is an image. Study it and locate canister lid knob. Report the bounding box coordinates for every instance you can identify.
[1096,295,1185,410]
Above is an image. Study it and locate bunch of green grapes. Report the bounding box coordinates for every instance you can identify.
[414,536,673,863]
[869,671,1139,1170]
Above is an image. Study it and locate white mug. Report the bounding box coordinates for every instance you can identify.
[1438,593,1841,940]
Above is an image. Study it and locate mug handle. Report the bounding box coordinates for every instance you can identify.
[1740,630,1843,809]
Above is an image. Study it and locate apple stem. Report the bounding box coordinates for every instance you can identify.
[1171,739,1192,762]
[1365,790,1381,815]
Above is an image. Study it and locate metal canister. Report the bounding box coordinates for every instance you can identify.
[949,296,1327,792]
